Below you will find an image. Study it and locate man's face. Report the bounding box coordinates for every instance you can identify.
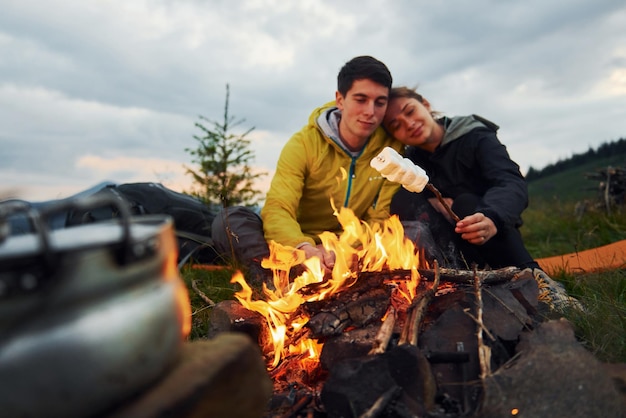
[336,78,389,146]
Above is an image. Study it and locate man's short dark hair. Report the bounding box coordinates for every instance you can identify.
[337,56,392,96]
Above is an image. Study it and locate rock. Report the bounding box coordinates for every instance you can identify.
[320,344,435,417]
[108,333,272,418]
[477,318,624,418]
[207,299,265,343]
[602,362,626,412]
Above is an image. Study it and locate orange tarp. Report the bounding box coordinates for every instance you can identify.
[537,240,626,275]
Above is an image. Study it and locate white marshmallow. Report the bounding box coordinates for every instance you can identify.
[370,147,429,193]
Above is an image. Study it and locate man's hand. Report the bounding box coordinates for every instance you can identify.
[454,212,497,245]
[299,243,336,273]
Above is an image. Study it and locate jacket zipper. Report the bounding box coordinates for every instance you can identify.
[344,157,357,207]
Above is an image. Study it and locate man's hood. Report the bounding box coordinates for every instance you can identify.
[313,102,342,143]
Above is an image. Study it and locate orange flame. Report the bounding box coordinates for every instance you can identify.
[231,204,422,369]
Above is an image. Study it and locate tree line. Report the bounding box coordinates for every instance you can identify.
[525,137,626,182]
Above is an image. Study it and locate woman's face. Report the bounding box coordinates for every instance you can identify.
[383,96,439,148]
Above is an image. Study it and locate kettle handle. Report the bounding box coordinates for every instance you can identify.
[0,194,134,272]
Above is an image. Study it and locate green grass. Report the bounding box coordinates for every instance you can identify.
[519,194,626,363]
[521,199,626,257]
[548,268,626,363]
[181,265,238,340]
[182,181,626,363]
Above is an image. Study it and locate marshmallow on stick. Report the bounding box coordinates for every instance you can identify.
[370,147,461,223]
[370,147,429,193]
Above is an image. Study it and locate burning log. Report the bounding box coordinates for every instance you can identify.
[399,260,441,346]
[303,282,392,339]
[319,324,383,371]
[368,306,396,355]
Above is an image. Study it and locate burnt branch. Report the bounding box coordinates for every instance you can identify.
[473,267,492,380]
[305,287,391,338]
[416,266,520,284]
[399,261,441,346]
[368,306,397,355]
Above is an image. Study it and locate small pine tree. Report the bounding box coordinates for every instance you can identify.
[185,84,267,208]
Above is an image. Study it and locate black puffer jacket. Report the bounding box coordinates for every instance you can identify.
[393,115,528,230]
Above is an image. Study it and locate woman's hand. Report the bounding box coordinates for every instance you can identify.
[455,212,497,245]
[299,243,336,273]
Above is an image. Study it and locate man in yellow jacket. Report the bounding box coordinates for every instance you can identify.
[212,56,402,284]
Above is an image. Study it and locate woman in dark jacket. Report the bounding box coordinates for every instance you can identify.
[382,86,539,271]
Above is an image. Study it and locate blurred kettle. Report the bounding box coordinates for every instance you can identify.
[0,194,191,417]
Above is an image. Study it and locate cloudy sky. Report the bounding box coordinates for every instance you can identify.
[2,0,625,202]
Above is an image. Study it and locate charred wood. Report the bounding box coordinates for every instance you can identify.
[298,271,387,299]
[417,266,521,284]
[304,287,391,338]
[368,306,396,355]
[320,345,435,418]
[319,324,382,371]
[473,268,492,380]
[399,260,441,346]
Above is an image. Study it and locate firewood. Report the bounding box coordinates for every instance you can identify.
[305,287,391,338]
[473,267,492,380]
[399,260,441,346]
[417,266,520,284]
[368,306,396,355]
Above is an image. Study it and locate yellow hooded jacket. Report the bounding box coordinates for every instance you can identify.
[260,101,403,248]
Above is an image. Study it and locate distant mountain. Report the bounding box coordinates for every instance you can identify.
[526,137,626,203]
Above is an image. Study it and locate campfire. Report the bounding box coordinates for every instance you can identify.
[232,203,422,364]
[212,204,541,417]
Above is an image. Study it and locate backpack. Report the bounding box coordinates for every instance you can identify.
[62,183,220,267]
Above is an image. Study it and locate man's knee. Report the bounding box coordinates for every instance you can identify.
[211,206,268,261]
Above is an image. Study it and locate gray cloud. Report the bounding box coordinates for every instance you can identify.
[1,0,625,201]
